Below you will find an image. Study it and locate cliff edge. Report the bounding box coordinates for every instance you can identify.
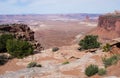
[91,14,120,41]
[0,24,43,51]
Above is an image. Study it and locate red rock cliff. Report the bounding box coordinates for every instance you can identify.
[91,15,120,41]
[98,15,120,32]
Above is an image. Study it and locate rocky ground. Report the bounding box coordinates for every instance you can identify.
[0,44,120,78]
[0,17,120,77]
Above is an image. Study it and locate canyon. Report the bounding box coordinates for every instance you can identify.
[0,14,120,78]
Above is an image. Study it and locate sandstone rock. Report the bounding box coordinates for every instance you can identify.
[91,15,120,40]
[0,24,43,51]
[98,15,120,31]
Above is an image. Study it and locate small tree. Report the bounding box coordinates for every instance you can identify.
[79,35,100,50]
[6,39,34,58]
[0,34,14,52]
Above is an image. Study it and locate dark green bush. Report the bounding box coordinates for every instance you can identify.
[62,61,69,65]
[79,35,100,50]
[102,55,120,68]
[98,68,106,76]
[52,47,59,52]
[85,64,98,77]
[6,39,34,58]
[103,43,111,52]
[27,62,42,68]
[0,34,14,52]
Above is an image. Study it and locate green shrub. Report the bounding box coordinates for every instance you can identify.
[103,43,111,52]
[27,62,37,68]
[85,64,98,77]
[98,68,106,76]
[0,34,14,52]
[79,35,100,50]
[27,62,42,68]
[62,61,69,65]
[52,47,59,52]
[6,39,34,58]
[102,55,120,68]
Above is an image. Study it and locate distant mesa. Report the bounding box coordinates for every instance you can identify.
[90,11,120,41]
[105,10,120,15]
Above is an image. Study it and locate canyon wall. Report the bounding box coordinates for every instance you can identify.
[91,15,120,41]
[98,15,120,33]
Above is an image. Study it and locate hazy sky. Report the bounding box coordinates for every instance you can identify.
[0,0,120,14]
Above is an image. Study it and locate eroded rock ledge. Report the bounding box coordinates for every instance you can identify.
[0,23,43,51]
[91,14,120,40]
[98,15,120,32]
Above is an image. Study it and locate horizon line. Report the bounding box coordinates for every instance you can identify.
[0,12,103,15]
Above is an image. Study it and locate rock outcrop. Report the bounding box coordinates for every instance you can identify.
[0,24,43,51]
[0,24,34,41]
[98,15,120,32]
[91,14,120,41]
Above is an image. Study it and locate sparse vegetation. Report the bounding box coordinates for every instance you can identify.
[52,47,59,52]
[0,34,14,52]
[98,68,106,76]
[27,62,42,68]
[6,39,34,58]
[79,35,100,50]
[62,61,69,65]
[27,62,37,68]
[103,43,111,52]
[102,55,120,68]
[85,64,98,77]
